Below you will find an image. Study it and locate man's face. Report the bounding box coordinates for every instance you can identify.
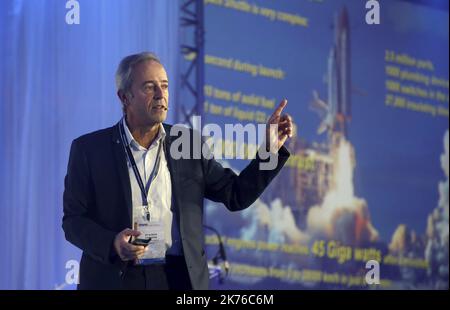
[125,60,169,126]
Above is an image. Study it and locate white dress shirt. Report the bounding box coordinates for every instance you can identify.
[122,118,182,255]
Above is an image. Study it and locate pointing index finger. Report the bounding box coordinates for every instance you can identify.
[272,99,288,118]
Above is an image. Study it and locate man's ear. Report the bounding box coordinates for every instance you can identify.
[117,90,129,114]
[117,90,127,104]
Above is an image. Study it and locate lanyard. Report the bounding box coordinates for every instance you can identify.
[119,120,163,221]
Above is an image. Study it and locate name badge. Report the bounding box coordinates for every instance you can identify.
[133,205,166,265]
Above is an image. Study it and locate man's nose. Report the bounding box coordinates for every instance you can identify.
[153,85,163,99]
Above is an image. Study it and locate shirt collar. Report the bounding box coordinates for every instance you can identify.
[121,117,166,150]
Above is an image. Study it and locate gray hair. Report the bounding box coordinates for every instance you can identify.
[115,52,161,94]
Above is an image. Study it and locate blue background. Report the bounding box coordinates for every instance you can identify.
[0,0,448,289]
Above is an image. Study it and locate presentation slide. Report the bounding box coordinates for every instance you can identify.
[189,0,449,289]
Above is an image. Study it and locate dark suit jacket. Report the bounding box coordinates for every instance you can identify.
[62,121,289,290]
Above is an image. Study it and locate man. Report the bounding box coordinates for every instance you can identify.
[62,52,293,290]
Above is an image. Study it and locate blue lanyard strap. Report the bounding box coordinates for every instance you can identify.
[119,120,163,210]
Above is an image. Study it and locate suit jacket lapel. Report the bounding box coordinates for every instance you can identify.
[111,121,133,225]
[163,124,182,223]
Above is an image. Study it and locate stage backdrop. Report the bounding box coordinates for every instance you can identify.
[189,0,449,289]
[0,0,179,289]
[0,0,448,290]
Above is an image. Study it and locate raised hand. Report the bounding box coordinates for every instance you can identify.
[266,99,293,152]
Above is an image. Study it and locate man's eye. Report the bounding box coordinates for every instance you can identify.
[162,84,168,90]
[144,85,154,92]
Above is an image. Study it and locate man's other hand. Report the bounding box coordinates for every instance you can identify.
[113,228,147,261]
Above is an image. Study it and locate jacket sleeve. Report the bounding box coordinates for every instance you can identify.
[62,139,117,264]
[202,145,290,211]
